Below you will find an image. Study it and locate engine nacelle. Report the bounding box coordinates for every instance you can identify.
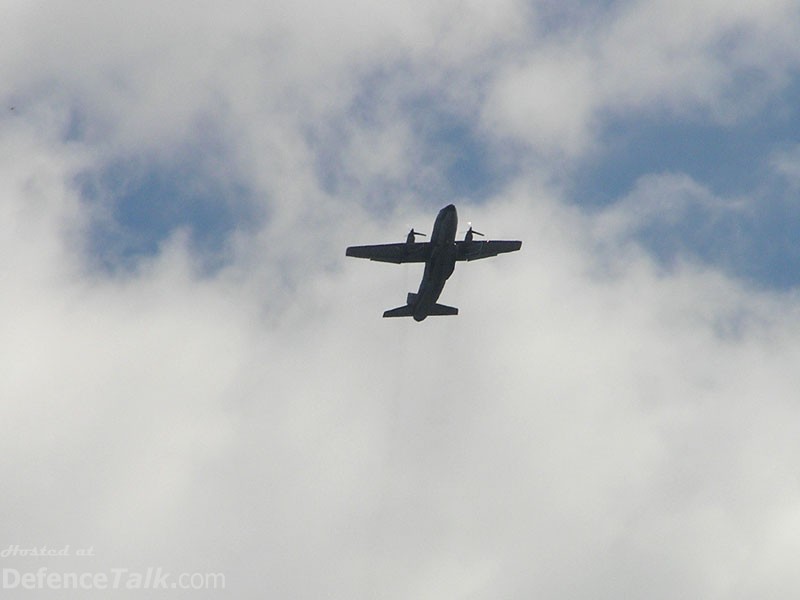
[464,226,484,243]
[406,228,426,244]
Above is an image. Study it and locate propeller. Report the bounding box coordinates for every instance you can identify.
[464,223,484,243]
[406,228,427,244]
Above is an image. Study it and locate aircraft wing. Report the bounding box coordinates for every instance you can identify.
[346,242,432,264]
[455,240,522,261]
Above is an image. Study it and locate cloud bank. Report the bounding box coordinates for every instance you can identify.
[3,1,800,598]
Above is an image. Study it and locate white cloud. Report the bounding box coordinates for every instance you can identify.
[483,0,800,155]
[770,144,800,189]
[594,172,726,237]
[9,136,800,597]
[484,48,597,155]
[597,0,800,117]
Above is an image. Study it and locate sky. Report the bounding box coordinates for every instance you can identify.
[3,0,800,598]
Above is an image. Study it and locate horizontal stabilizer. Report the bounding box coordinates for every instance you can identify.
[382,302,459,318]
[383,304,415,318]
[428,303,458,316]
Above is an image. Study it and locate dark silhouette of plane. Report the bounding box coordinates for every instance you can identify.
[346,204,521,320]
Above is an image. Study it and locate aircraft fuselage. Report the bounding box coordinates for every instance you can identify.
[412,204,458,321]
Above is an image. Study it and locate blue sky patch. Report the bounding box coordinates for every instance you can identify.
[78,156,259,273]
[568,78,800,289]
[572,104,800,207]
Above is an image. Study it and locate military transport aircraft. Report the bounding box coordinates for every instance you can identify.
[346,204,522,321]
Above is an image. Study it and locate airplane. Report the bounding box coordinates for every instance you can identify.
[346,204,522,321]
